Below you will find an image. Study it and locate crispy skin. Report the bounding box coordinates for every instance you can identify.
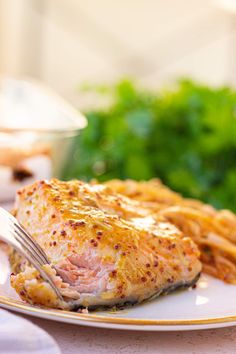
[11,179,201,310]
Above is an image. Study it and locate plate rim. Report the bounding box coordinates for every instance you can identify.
[0,294,236,327]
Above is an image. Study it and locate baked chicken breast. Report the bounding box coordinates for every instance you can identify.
[11,179,201,310]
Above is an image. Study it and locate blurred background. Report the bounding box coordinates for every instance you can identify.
[1,0,236,103]
[1,0,236,211]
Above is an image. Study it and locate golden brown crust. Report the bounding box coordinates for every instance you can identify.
[11,179,201,309]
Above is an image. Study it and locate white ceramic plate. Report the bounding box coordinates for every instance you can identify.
[0,249,236,331]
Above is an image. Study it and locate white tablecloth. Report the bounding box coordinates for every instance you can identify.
[23,314,236,354]
[0,310,60,354]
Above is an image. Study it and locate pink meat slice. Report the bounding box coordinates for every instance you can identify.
[55,255,113,294]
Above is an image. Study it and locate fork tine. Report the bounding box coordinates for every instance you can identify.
[3,222,47,268]
[11,228,63,301]
[0,208,64,301]
[14,223,49,265]
[13,227,47,267]
[13,236,63,301]
[30,261,63,301]
[0,208,49,265]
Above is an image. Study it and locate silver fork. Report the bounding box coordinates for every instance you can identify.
[0,207,63,301]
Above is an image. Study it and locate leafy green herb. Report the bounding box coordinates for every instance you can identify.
[63,79,236,211]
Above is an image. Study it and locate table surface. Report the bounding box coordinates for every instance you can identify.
[20,314,236,354]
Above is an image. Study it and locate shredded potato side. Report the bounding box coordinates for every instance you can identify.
[104,179,236,284]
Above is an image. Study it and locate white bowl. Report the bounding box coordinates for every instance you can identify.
[0,77,87,202]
